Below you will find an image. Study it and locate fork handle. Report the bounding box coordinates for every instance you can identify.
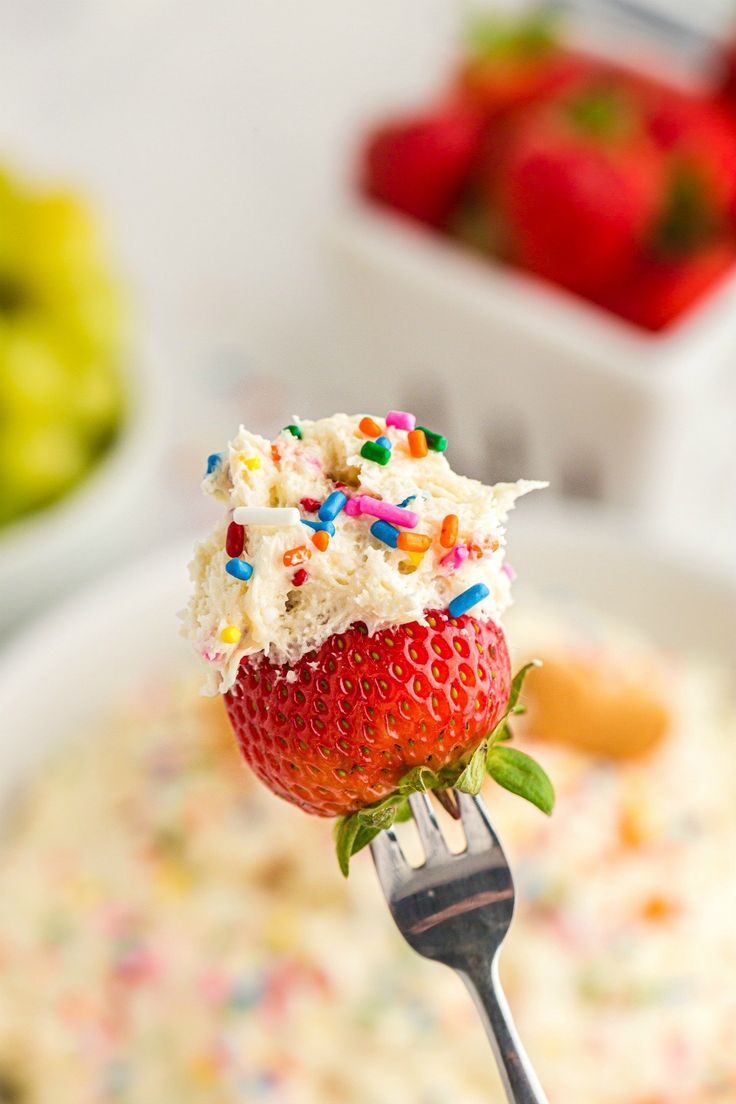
[461,955,549,1104]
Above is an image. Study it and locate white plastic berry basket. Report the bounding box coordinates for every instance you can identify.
[330,201,736,538]
[328,0,736,544]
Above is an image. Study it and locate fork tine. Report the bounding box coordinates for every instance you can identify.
[408,793,448,859]
[370,827,409,890]
[456,791,503,853]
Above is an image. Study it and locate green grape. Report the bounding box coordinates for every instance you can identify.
[0,166,126,529]
[0,324,70,420]
[0,419,91,521]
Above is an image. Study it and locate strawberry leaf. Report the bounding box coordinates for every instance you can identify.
[486,746,555,815]
[508,659,541,713]
[399,765,440,794]
[454,740,488,794]
[465,12,557,59]
[334,815,365,877]
[334,792,411,875]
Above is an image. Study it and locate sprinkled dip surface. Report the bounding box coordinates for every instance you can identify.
[1,611,735,1102]
[184,412,544,693]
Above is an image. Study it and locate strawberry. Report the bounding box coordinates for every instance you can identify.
[495,81,666,296]
[645,92,736,242]
[226,611,510,817]
[224,612,552,871]
[361,106,482,227]
[595,241,736,331]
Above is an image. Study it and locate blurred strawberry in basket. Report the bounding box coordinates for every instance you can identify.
[360,12,736,331]
[495,80,665,296]
[362,106,482,227]
[596,241,736,331]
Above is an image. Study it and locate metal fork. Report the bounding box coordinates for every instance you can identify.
[371,792,549,1104]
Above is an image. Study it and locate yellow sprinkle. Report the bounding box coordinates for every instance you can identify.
[408,550,424,566]
[238,454,261,470]
[220,625,242,644]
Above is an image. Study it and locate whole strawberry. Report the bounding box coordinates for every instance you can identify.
[361,106,482,227]
[226,610,510,817]
[225,610,550,871]
[495,81,665,296]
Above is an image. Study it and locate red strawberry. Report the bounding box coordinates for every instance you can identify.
[225,610,511,818]
[595,241,736,331]
[495,82,666,296]
[645,92,736,235]
[361,106,482,227]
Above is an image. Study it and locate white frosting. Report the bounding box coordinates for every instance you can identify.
[183,413,544,693]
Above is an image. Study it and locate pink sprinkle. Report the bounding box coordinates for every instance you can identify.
[344,495,364,516]
[440,544,469,571]
[501,563,517,581]
[356,495,419,528]
[386,410,416,431]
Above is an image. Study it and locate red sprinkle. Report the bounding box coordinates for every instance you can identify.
[300,497,321,513]
[226,522,245,557]
[292,568,309,587]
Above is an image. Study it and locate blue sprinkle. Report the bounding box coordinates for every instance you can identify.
[206,452,222,475]
[370,520,399,548]
[376,435,392,450]
[319,491,347,523]
[397,494,417,508]
[301,518,336,536]
[226,558,253,581]
[448,583,490,619]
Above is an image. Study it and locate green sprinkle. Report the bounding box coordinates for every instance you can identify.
[416,426,447,452]
[360,440,391,465]
[284,424,302,439]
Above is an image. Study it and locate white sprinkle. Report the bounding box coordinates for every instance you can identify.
[232,506,300,526]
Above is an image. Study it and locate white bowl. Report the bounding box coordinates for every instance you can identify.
[331,204,736,540]
[0,348,166,636]
[1,507,734,810]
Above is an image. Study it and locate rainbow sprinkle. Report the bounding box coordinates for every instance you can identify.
[220,625,242,644]
[206,453,222,475]
[370,520,399,548]
[284,425,302,439]
[386,410,416,431]
[407,430,428,458]
[448,583,490,619]
[225,559,253,581]
[318,492,347,523]
[360,441,391,466]
[353,496,419,529]
[416,426,447,453]
[301,518,336,537]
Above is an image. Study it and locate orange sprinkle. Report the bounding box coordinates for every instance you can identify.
[640,895,678,923]
[440,514,458,548]
[312,530,330,552]
[359,416,382,438]
[397,532,432,553]
[271,444,281,463]
[283,545,311,568]
[408,429,428,458]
